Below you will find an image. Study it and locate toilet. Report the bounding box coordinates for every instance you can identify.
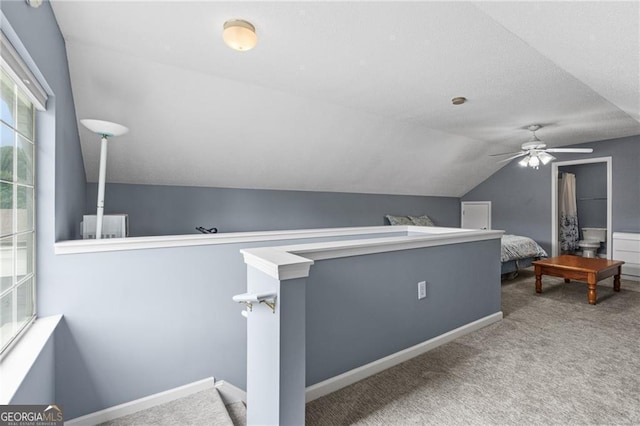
[578,228,607,258]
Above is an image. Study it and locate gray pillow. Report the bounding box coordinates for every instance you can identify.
[385,215,414,226]
[409,215,435,226]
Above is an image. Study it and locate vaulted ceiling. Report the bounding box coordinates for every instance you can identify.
[50,1,640,197]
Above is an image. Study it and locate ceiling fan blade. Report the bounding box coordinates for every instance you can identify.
[497,152,528,163]
[545,148,593,153]
[489,151,522,157]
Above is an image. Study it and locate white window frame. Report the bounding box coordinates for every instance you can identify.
[0,29,46,357]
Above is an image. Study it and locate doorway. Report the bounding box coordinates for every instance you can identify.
[551,157,612,258]
[461,201,491,230]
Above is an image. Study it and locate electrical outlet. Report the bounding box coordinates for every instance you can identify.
[418,281,427,300]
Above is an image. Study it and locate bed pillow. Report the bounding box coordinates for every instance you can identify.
[385,215,414,226]
[409,215,435,227]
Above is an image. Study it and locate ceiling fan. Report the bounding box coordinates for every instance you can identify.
[491,125,593,169]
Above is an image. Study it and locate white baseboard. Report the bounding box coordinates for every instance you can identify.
[65,377,215,425]
[214,380,246,405]
[305,311,503,402]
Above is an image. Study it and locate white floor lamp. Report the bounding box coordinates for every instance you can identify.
[81,119,129,239]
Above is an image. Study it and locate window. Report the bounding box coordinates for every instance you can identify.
[0,67,36,354]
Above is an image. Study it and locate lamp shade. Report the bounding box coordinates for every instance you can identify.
[539,151,556,165]
[81,119,129,137]
[223,20,257,51]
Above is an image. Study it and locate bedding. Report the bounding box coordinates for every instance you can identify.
[386,214,435,226]
[501,234,548,263]
[501,234,548,277]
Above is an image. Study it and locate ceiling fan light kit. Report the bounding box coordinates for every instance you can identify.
[492,124,594,169]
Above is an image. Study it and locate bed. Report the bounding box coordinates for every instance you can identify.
[384,215,547,278]
[501,234,548,278]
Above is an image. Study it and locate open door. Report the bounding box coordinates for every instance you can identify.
[461,201,491,230]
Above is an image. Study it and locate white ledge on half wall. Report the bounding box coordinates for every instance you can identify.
[54,225,503,256]
[241,227,505,280]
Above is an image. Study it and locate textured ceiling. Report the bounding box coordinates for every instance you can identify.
[50,1,640,197]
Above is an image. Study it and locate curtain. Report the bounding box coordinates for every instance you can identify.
[559,172,579,252]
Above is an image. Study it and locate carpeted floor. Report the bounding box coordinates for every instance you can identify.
[98,388,233,426]
[306,269,640,425]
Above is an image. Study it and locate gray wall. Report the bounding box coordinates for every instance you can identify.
[2,0,84,411]
[306,238,501,385]
[9,335,55,405]
[1,0,86,242]
[561,163,607,233]
[86,183,461,236]
[43,231,403,418]
[463,135,640,254]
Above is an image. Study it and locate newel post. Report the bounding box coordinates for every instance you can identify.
[237,248,314,425]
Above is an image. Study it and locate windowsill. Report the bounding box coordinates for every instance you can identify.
[0,314,63,404]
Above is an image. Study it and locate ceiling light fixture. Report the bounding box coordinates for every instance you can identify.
[518,151,555,169]
[451,97,466,105]
[538,151,556,165]
[491,124,593,168]
[223,19,257,52]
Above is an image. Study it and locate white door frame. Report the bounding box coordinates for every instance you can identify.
[551,157,612,258]
[461,201,491,230]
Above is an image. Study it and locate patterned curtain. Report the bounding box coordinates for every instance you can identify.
[559,172,579,252]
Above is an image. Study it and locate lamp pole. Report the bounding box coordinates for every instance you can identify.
[96,134,109,239]
[80,119,129,239]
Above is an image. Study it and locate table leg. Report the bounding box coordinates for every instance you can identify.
[535,268,542,294]
[614,266,621,292]
[588,275,597,305]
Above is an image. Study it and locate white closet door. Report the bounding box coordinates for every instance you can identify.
[461,201,491,230]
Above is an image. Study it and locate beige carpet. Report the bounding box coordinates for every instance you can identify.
[99,388,233,426]
[306,270,640,425]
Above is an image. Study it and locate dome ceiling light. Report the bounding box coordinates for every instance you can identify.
[223,19,257,52]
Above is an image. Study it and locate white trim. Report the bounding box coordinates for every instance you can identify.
[551,157,612,258]
[0,30,48,110]
[0,315,62,404]
[613,232,640,241]
[242,228,504,280]
[242,248,314,281]
[55,226,407,255]
[214,380,247,405]
[54,225,502,257]
[304,311,503,402]
[65,377,215,425]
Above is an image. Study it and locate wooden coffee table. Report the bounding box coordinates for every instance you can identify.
[532,255,624,305]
